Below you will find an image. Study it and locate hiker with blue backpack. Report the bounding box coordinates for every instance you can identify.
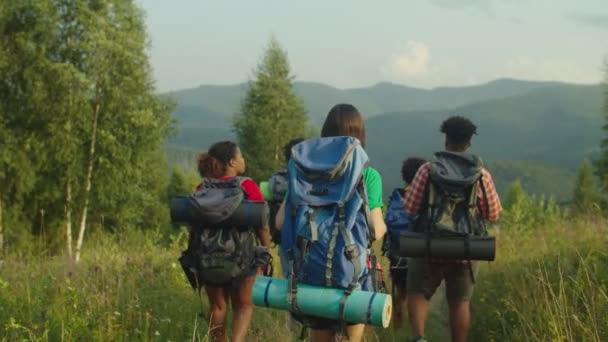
[383,157,426,329]
[275,104,387,342]
[403,117,502,342]
[181,141,272,342]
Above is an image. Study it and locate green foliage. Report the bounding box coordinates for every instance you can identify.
[233,37,310,181]
[2,219,607,341]
[500,180,566,229]
[167,166,199,199]
[471,220,608,341]
[595,62,608,195]
[0,0,174,253]
[572,159,602,215]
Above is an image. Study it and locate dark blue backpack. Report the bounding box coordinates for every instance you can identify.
[383,188,416,260]
[280,137,374,297]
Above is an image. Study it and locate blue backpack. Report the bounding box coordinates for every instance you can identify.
[384,188,415,253]
[280,137,375,299]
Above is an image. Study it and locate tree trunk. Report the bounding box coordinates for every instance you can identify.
[75,91,101,263]
[65,177,73,257]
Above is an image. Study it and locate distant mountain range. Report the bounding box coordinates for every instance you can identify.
[163,78,605,201]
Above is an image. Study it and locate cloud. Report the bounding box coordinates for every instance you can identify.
[381,41,431,79]
[568,12,608,29]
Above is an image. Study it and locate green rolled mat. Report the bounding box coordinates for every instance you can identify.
[252,276,392,328]
[398,231,496,261]
[259,181,272,201]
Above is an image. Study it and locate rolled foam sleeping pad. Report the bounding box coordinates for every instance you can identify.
[397,231,496,261]
[224,200,269,228]
[169,196,194,223]
[170,197,268,229]
[252,276,392,328]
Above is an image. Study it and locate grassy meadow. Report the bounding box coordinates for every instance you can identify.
[1,218,607,341]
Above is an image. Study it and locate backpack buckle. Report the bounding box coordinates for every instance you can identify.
[344,244,360,260]
[338,204,346,220]
[307,209,318,241]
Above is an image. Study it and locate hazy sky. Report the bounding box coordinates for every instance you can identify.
[141,0,608,92]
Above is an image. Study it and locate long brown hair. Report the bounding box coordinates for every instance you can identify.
[321,104,366,147]
[197,141,238,178]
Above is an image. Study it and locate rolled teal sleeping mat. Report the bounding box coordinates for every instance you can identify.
[252,276,392,328]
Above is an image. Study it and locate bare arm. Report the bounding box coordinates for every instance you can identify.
[369,207,386,241]
[274,200,286,232]
[256,225,272,248]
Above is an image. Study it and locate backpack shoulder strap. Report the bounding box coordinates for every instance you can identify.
[358,180,376,244]
[233,176,251,199]
[235,176,251,185]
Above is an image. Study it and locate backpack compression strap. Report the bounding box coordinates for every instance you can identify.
[337,203,365,337]
[424,181,437,261]
[357,180,376,244]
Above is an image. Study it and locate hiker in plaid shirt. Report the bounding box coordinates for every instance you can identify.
[404,116,502,342]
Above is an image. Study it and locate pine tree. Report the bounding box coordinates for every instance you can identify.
[572,159,600,215]
[594,62,608,196]
[233,37,309,181]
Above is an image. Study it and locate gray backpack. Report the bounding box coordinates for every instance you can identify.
[419,151,488,236]
[269,169,289,201]
[179,177,257,288]
[268,169,289,242]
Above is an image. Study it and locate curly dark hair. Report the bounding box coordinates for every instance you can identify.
[197,141,238,178]
[440,116,477,147]
[401,157,427,184]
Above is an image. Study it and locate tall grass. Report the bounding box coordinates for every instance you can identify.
[471,218,608,341]
[1,219,607,341]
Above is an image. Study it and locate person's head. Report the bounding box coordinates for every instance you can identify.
[321,104,366,147]
[283,138,305,161]
[197,141,245,178]
[401,157,427,185]
[440,116,477,152]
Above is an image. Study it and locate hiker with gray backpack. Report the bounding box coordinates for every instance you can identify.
[175,141,272,342]
[275,104,388,342]
[260,138,305,245]
[403,116,502,342]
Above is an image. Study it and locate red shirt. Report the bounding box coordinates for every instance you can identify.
[195,176,264,202]
[404,162,502,221]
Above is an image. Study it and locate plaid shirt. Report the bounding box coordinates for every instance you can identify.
[404,162,502,221]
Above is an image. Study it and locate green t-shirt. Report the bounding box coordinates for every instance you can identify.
[363,166,383,210]
[282,166,383,210]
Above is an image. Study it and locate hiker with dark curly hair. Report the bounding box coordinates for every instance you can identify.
[195,141,272,342]
[404,116,502,342]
